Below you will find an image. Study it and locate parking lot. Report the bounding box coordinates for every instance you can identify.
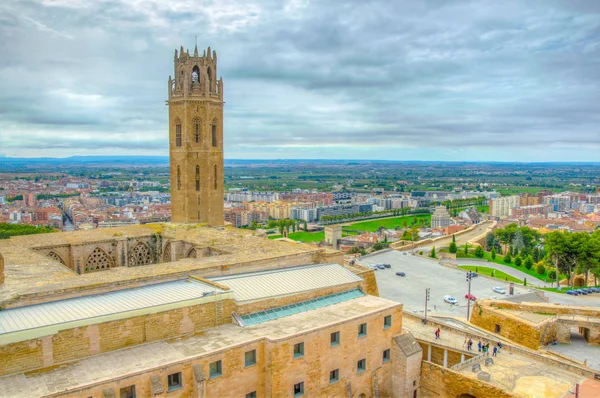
[363,250,546,318]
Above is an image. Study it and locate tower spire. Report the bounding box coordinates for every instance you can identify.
[194,35,198,56]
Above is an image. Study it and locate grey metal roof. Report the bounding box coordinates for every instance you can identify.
[0,279,221,335]
[210,263,362,302]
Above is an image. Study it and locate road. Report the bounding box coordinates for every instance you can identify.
[362,250,600,318]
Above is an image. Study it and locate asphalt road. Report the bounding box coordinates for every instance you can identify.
[406,221,492,252]
[363,250,600,318]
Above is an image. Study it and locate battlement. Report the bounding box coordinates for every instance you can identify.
[168,45,223,100]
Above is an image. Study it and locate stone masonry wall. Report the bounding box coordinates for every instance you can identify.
[420,361,518,398]
[0,298,234,377]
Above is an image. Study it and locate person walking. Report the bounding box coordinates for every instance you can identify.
[435,328,440,340]
[468,339,473,351]
[477,341,482,352]
[493,346,498,357]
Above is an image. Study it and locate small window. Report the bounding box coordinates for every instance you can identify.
[194,119,200,143]
[413,391,417,398]
[329,369,339,384]
[413,380,416,387]
[212,123,217,147]
[245,350,257,367]
[358,323,367,338]
[195,165,200,191]
[213,164,217,190]
[330,331,340,347]
[120,386,136,398]
[175,122,182,147]
[293,342,304,359]
[495,324,501,333]
[246,392,257,398]
[293,382,304,397]
[176,166,181,190]
[357,358,366,373]
[383,349,391,363]
[209,360,222,378]
[168,372,182,392]
[384,315,392,329]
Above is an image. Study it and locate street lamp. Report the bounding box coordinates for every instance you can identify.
[466,272,473,321]
[424,288,431,324]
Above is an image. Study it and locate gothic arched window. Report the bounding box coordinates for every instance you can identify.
[192,65,200,83]
[195,165,200,191]
[177,166,181,190]
[207,67,213,93]
[128,242,152,266]
[194,119,201,143]
[85,247,112,272]
[175,119,182,147]
[211,120,217,147]
[214,164,217,190]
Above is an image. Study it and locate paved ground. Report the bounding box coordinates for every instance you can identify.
[547,330,600,371]
[365,250,600,318]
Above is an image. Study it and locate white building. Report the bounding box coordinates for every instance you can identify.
[489,196,520,218]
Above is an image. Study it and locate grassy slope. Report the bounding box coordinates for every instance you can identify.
[458,265,523,283]
[343,214,431,232]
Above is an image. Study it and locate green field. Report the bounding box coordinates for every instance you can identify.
[458,265,523,283]
[343,215,431,232]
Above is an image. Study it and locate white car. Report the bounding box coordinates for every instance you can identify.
[443,295,458,305]
[493,287,507,294]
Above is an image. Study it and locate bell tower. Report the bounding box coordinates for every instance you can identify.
[168,44,224,226]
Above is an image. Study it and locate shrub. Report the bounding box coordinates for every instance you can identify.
[548,269,557,280]
[491,247,496,260]
[430,246,437,259]
[503,252,512,263]
[515,256,522,267]
[474,246,485,258]
[449,242,457,254]
[524,256,533,270]
[536,264,546,275]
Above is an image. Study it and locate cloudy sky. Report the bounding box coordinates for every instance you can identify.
[1,0,599,161]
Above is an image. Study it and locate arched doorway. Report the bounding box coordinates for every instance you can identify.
[573,277,585,287]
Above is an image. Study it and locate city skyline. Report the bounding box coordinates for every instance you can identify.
[1,0,600,161]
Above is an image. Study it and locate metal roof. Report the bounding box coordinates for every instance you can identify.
[0,279,221,336]
[240,288,364,326]
[210,263,362,302]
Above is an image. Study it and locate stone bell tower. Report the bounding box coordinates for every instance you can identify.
[168,45,224,226]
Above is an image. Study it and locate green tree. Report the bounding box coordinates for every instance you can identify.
[372,242,385,251]
[463,243,469,255]
[430,246,437,259]
[532,247,540,263]
[452,234,456,243]
[449,242,458,254]
[474,246,485,258]
[548,269,557,280]
[504,252,512,264]
[545,232,568,287]
[491,247,496,260]
[304,220,308,231]
[524,256,533,270]
[348,246,366,255]
[514,255,523,267]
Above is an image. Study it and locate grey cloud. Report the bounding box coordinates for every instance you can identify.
[0,0,599,160]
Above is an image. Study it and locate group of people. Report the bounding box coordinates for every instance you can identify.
[464,338,503,357]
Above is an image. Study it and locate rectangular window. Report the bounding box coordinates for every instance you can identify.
[246,392,257,398]
[293,382,304,397]
[495,324,501,333]
[358,323,367,338]
[120,386,136,398]
[384,315,392,329]
[329,369,339,384]
[212,124,217,147]
[245,350,257,367]
[330,331,340,347]
[357,358,366,373]
[293,342,304,359]
[175,124,182,147]
[167,372,182,392]
[209,360,222,378]
[383,349,391,363]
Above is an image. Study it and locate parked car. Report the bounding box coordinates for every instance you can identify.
[576,289,588,295]
[468,272,478,278]
[444,295,458,305]
[465,294,477,301]
[492,287,507,295]
[403,252,407,255]
[383,263,391,268]
[396,272,406,277]
[366,264,378,270]
[566,290,579,296]
[590,287,600,293]
[376,264,386,269]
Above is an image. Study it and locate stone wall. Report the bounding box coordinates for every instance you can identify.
[52,305,403,398]
[420,361,518,398]
[0,298,234,377]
